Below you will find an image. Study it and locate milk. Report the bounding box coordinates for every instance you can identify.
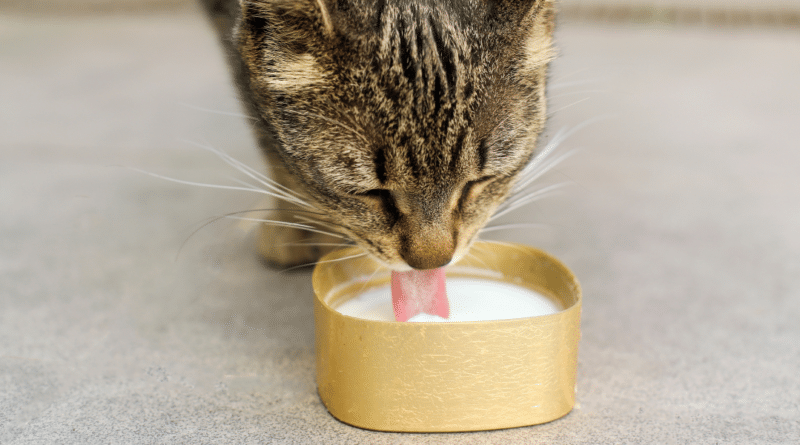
[335,278,562,322]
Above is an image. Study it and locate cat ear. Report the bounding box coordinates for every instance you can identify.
[240,0,335,38]
[313,0,335,36]
[483,0,552,26]
[481,0,555,71]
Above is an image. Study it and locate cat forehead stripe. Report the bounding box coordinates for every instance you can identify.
[375,4,477,180]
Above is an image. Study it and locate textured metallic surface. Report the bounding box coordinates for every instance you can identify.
[313,242,582,432]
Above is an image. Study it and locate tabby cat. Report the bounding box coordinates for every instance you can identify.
[199,0,555,270]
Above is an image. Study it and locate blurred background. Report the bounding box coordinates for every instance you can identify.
[2,1,799,443]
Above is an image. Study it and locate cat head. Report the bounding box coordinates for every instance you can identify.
[236,0,555,270]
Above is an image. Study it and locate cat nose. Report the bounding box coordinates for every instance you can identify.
[400,225,455,270]
[404,249,453,270]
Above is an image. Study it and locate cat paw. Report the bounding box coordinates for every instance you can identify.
[257,221,345,269]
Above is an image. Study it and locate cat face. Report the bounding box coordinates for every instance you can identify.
[236,0,555,270]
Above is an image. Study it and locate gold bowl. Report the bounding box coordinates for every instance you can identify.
[312,241,581,432]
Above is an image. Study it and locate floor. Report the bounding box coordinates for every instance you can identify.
[2,6,799,444]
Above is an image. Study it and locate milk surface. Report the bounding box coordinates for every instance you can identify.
[335,278,562,322]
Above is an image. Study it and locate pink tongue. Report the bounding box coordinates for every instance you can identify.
[390,267,449,322]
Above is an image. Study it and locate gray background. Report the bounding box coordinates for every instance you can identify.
[2,1,799,443]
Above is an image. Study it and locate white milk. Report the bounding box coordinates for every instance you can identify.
[335,278,562,322]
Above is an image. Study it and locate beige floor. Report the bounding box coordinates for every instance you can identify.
[2,6,799,444]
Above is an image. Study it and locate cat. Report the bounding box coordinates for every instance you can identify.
[198,0,556,271]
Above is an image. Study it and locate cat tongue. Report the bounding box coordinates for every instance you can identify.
[391,268,449,322]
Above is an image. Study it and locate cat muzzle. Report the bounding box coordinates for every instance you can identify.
[399,223,456,270]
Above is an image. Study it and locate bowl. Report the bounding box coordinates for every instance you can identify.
[312,241,581,432]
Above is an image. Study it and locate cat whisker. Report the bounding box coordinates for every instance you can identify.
[513,149,578,194]
[223,207,325,219]
[462,243,491,269]
[278,242,354,248]
[129,167,280,197]
[501,182,569,210]
[225,216,350,240]
[355,263,386,296]
[548,89,607,100]
[179,139,315,209]
[180,138,306,201]
[175,207,327,261]
[534,115,594,160]
[515,125,570,185]
[279,252,369,274]
[280,109,369,145]
[513,115,613,195]
[477,239,534,257]
[225,176,271,193]
[291,214,355,239]
[549,78,603,91]
[463,252,489,270]
[547,97,591,118]
[178,102,258,121]
[222,176,315,211]
[479,223,550,234]
[491,183,568,221]
[132,167,313,212]
[548,67,598,89]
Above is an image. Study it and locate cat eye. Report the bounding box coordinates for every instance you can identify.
[352,189,401,223]
[464,175,495,192]
[468,175,494,186]
[460,175,495,208]
[352,189,387,199]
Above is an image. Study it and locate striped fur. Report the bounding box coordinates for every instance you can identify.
[201,0,555,269]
